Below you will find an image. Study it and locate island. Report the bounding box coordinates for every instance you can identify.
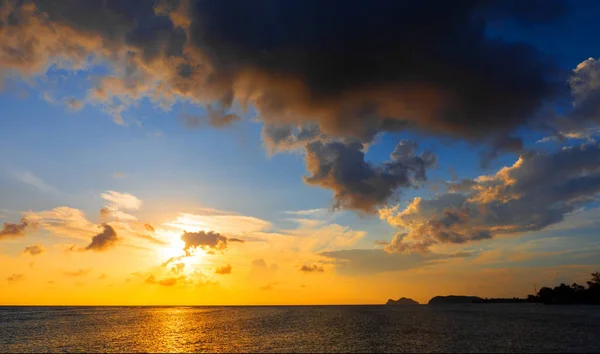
[428,295,484,305]
[386,297,419,305]
[389,272,600,307]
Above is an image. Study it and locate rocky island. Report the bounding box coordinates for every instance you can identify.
[386,297,419,305]
[428,295,484,304]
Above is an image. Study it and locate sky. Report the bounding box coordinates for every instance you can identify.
[1,0,600,305]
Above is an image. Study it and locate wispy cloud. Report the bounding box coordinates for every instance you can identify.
[6,273,25,284]
[165,212,272,235]
[283,208,333,218]
[12,170,59,194]
[63,269,91,277]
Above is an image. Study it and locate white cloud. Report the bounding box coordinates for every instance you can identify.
[165,212,272,236]
[101,191,142,210]
[283,208,331,217]
[23,207,97,240]
[100,191,142,221]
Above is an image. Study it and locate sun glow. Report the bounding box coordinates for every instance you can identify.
[155,228,213,271]
[156,229,186,260]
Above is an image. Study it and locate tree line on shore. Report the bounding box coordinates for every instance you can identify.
[532,271,600,304]
[478,271,600,304]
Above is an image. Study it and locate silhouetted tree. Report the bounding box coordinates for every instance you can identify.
[536,272,600,304]
[587,272,600,304]
[537,286,555,304]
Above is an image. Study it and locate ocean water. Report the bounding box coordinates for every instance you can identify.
[1,305,600,353]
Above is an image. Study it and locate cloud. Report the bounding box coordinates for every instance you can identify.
[22,243,46,256]
[99,191,142,222]
[215,264,232,275]
[258,221,367,255]
[99,207,111,220]
[112,172,125,179]
[6,273,25,284]
[12,170,59,194]
[24,207,98,240]
[112,222,167,245]
[101,190,142,210]
[381,142,600,252]
[542,58,600,140]
[84,224,119,251]
[181,230,240,255]
[0,1,567,149]
[283,208,339,229]
[249,258,279,281]
[319,249,471,276]
[252,259,268,269]
[25,205,162,248]
[283,208,331,217]
[63,269,90,277]
[262,123,324,155]
[171,263,185,275]
[0,218,30,240]
[144,270,215,287]
[64,97,84,111]
[98,274,107,280]
[145,275,178,286]
[165,212,272,235]
[300,264,324,273]
[304,140,436,213]
[180,106,241,129]
[260,282,278,291]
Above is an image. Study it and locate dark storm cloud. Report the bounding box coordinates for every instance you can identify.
[85,224,119,251]
[383,142,600,252]
[299,264,324,273]
[0,218,31,239]
[2,0,587,216]
[1,0,567,144]
[304,140,436,213]
[188,0,565,144]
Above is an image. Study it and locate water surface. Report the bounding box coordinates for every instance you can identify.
[1,305,599,353]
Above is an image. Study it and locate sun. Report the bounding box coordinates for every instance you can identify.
[155,229,186,260]
[155,228,211,270]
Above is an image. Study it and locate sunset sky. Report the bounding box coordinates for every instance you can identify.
[1,0,600,305]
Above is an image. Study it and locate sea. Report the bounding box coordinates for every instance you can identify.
[1,305,600,353]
